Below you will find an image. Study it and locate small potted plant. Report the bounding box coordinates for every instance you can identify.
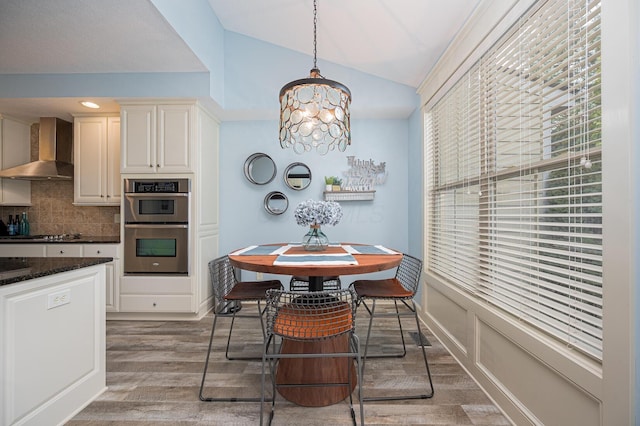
[332,177,342,192]
[324,176,334,192]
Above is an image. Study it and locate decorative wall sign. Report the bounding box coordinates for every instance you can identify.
[323,156,387,201]
[342,156,387,191]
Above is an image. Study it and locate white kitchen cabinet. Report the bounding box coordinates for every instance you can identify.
[0,265,106,426]
[0,244,45,257]
[0,242,121,312]
[73,115,121,205]
[120,103,193,174]
[85,244,121,312]
[45,244,83,257]
[0,115,31,205]
[118,275,194,315]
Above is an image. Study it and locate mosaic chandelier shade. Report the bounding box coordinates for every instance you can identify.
[278,0,352,155]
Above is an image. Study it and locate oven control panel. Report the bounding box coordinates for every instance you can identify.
[124,178,190,194]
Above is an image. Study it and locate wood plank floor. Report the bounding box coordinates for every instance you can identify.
[68,303,511,425]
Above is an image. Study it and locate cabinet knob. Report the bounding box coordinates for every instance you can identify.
[156,164,160,168]
[153,302,157,307]
[59,250,64,254]
[97,250,101,254]
[149,164,153,168]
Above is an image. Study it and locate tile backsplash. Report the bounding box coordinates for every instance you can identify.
[0,123,120,237]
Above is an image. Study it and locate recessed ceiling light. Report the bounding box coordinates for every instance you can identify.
[80,101,100,109]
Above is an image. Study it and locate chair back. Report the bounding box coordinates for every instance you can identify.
[290,276,342,291]
[209,256,238,314]
[264,289,357,341]
[396,254,423,295]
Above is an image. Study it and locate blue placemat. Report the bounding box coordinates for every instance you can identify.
[230,245,286,255]
[273,253,358,265]
[342,245,400,255]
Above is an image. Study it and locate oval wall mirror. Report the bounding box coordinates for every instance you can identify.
[283,162,312,190]
[264,191,289,215]
[244,153,277,185]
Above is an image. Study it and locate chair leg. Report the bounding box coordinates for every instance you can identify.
[199,314,219,401]
[361,300,408,363]
[226,300,266,361]
[200,303,273,403]
[261,340,363,425]
[412,300,435,399]
[360,299,435,402]
[351,334,365,426]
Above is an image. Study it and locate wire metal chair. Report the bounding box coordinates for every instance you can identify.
[350,253,434,401]
[199,255,283,402]
[289,275,342,291]
[260,289,364,425]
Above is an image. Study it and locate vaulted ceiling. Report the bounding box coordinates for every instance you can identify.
[0,0,479,120]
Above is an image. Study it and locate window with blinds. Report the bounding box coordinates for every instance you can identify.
[425,0,602,359]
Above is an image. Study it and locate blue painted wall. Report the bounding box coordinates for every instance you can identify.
[219,117,411,285]
[151,0,225,105]
[219,32,419,284]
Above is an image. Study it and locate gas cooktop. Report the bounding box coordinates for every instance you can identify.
[0,234,81,241]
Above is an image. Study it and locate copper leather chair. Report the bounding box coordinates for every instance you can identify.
[260,289,364,425]
[350,253,434,401]
[199,255,283,402]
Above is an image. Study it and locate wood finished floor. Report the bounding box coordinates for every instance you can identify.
[68,303,511,425]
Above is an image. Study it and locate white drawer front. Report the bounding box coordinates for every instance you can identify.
[84,244,119,258]
[45,244,83,257]
[119,295,193,312]
[0,245,45,257]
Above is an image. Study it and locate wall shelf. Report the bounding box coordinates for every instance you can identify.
[323,190,375,201]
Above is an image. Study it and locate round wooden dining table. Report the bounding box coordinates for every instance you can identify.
[229,243,402,291]
[228,243,403,407]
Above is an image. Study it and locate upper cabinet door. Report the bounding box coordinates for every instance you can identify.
[120,103,193,174]
[120,104,156,173]
[0,116,31,206]
[73,116,120,206]
[74,116,107,204]
[156,104,192,173]
[106,117,121,202]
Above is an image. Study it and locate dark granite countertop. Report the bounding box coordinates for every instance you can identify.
[0,257,113,287]
[0,235,120,244]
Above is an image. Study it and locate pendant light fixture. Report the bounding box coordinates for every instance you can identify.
[279,0,352,155]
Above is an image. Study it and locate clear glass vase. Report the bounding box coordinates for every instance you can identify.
[302,225,329,251]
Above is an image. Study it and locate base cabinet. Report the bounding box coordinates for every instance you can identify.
[0,265,106,426]
[0,243,121,312]
[117,275,194,315]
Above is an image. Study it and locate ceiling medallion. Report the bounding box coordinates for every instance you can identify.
[278,0,351,155]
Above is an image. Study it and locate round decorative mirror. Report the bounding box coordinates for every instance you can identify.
[283,162,312,190]
[244,153,277,185]
[264,191,289,215]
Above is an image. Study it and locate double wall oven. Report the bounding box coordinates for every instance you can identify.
[124,178,190,275]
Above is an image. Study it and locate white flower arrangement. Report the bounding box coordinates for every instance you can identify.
[294,199,343,227]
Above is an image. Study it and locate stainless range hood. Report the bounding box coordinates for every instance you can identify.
[0,117,73,180]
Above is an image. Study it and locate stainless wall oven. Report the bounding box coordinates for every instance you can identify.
[124,179,190,223]
[124,178,190,275]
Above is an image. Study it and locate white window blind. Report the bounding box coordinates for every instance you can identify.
[425,0,602,359]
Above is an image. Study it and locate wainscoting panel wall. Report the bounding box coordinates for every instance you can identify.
[423,274,603,425]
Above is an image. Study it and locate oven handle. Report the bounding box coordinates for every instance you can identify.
[124,193,189,198]
[124,224,188,229]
